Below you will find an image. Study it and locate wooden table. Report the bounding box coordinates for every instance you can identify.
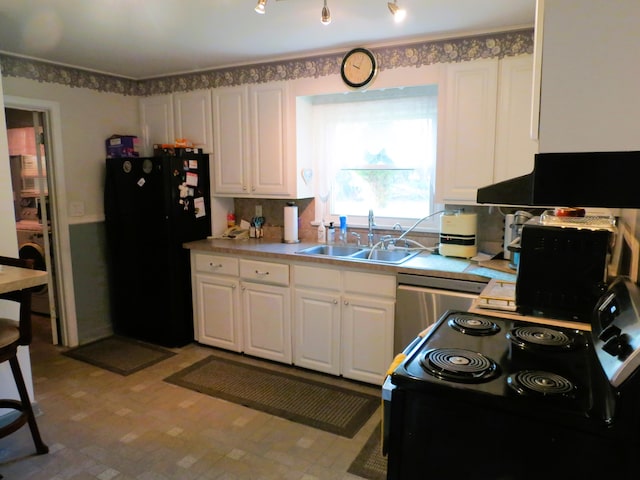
[0,265,48,294]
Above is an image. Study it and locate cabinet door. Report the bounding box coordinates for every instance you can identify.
[539,0,640,152]
[438,59,499,203]
[341,295,395,385]
[249,82,288,195]
[494,55,538,182]
[174,90,213,153]
[212,86,249,195]
[293,288,341,375]
[139,94,174,157]
[242,281,292,363]
[194,274,242,352]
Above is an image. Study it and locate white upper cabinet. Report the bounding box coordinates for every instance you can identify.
[439,58,499,203]
[438,54,537,203]
[139,90,213,155]
[248,82,288,196]
[538,0,640,152]
[212,81,312,198]
[212,86,249,194]
[494,55,538,182]
[173,89,213,153]
[139,94,174,157]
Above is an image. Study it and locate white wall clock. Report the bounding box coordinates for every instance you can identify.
[340,48,377,90]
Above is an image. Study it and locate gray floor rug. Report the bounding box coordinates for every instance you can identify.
[348,422,387,480]
[164,355,380,438]
[63,335,176,376]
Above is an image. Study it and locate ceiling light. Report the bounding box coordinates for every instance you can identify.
[321,0,331,25]
[387,1,406,22]
[255,0,267,15]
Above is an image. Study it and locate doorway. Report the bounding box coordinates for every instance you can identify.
[5,107,60,344]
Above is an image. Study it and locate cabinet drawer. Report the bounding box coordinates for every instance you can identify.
[293,265,341,290]
[240,259,289,286]
[344,271,396,298]
[194,253,239,276]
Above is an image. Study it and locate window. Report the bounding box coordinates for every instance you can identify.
[310,85,438,229]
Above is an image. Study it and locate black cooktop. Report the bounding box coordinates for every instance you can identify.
[392,311,612,423]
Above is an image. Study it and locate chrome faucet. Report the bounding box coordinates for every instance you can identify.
[351,232,362,247]
[367,209,375,247]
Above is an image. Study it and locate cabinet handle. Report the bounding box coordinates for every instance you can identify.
[333,299,338,304]
[255,270,269,276]
[344,300,349,306]
[209,263,223,269]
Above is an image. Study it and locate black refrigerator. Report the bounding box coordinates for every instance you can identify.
[104,152,211,347]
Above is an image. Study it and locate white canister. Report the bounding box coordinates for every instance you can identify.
[283,203,299,243]
[439,212,478,258]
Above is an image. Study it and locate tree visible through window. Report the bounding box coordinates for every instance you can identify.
[311,85,438,228]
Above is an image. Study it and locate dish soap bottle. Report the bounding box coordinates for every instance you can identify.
[339,216,347,244]
[317,221,326,243]
[327,222,336,244]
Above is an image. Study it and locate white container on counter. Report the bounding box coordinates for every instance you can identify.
[439,211,477,258]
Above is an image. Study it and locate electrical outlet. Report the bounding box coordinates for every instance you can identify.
[255,205,262,217]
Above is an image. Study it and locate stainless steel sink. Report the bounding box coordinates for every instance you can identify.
[296,244,365,257]
[349,248,421,264]
[296,244,421,264]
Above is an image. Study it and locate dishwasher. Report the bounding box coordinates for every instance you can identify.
[394,273,486,353]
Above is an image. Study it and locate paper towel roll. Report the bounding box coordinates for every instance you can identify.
[284,205,299,243]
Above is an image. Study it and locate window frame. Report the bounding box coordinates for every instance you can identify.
[309,85,442,233]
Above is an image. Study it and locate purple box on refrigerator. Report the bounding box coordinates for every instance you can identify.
[106,135,139,158]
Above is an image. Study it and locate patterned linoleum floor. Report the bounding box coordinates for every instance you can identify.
[0,315,381,479]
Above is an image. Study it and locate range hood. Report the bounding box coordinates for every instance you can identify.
[477,151,640,208]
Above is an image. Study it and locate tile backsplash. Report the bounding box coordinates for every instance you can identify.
[232,198,531,257]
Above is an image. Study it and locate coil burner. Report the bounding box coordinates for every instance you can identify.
[507,370,577,398]
[506,326,584,351]
[447,314,501,336]
[420,348,499,383]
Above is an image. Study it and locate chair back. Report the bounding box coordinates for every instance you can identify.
[0,256,35,346]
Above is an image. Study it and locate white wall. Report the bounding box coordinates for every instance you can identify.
[2,76,140,346]
[2,76,140,223]
[0,73,18,256]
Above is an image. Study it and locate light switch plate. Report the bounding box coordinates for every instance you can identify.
[69,201,85,217]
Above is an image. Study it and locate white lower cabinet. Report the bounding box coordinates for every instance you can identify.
[293,265,395,385]
[293,266,342,375]
[242,281,291,363]
[192,253,291,362]
[192,253,242,351]
[239,259,291,364]
[341,271,395,385]
[341,294,394,385]
[192,251,395,384]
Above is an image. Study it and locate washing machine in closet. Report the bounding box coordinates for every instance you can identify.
[16,221,52,315]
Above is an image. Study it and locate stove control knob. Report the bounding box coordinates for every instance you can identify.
[599,325,621,343]
[602,333,632,360]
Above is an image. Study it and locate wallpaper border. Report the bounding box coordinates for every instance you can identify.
[0,28,533,96]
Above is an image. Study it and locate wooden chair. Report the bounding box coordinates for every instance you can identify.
[0,256,48,455]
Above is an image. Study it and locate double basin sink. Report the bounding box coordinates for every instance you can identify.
[296,244,421,264]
